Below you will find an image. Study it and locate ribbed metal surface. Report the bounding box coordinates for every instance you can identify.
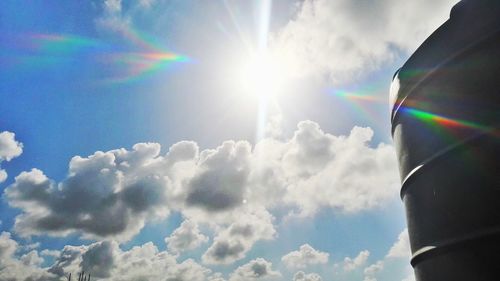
[390,1,500,280]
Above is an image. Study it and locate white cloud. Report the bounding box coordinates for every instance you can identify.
[387,229,411,259]
[104,0,122,14]
[95,0,159,37]
[343,250,370,272]
[0,131,23,161]
[281,244,329,269]
[293,271,323,281]
[202,210,276,265]
[81,241,213,281]
[4,121,397,262]
[40,249,61,258]
[363,261,384,281]
[4,142,194,241]
[0,131,23,183]
[271,0,458,83]
[21,242,40,251]
[280,122,399,215]
[165,219,208,254]
[1,235,216,281]
[0,232,57,281]
[229,258,281,281]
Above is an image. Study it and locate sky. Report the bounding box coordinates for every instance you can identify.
[0,1,458,280]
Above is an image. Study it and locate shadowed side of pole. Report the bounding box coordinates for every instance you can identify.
[391,0,500,280]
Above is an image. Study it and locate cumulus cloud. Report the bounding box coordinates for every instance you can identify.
[387,229,411,259]
[281,244,329,269]
[280,122,399,215]
[343,250,370,272]
[3,236,215,281]
[40,249,61,258]
[165,219,208,254]
[81,241,118,278]
[202,210,276,264]
[0,131,23,183]
[293,271,323,281]
[185,141,252,212]
[4,121,397,261]
[108,242,213,281]
[95,0,159,36]
[48,244,87,277]
[4,142,196,241]
[363,261,384,281]
[229,258,281,281]
[0,232,57,281]
[271,0,458,83]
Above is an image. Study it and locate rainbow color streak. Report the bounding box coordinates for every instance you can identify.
[105,51,189,84]
[329,88,388,128]
[3,30,190,84]
[28,33,102,53]
[332,90,385,103]
[400,107,489,131]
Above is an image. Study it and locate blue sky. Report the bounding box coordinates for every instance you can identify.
[0,1,458,280]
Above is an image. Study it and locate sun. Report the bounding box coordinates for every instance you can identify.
[238,52,287,99]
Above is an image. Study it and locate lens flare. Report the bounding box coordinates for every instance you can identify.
[401,107,488,131]
[400,107,500,141]
[328,86,388,128]
[2,30,189,84]
[28,33,102,53]
[239,52,285,98]
[332,90,385,102]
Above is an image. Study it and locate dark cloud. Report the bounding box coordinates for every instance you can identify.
[186,141,251,212]
[81,241,117,278]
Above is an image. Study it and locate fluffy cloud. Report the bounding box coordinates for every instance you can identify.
[4,142,196,241]
[387,229,411,259]
[165,219,208,254]
[4,236,215,281]
[363,261,384,281]
[4,121,397,261]
[343,250,370,272]
[0,232,57,281]
[271,0,458,83]
[185,141,252,212]
[337,231,414,281]
[281,244,329,269]
[293,271,323,281]
[280,122,399,215]
[0,131,23,183]
[229,258,281,281]
[81,241,118,278]
[202,210,276,265]
[107,242,213,281]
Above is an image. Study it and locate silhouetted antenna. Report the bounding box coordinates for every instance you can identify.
[67,273,71,281]
[73,271,90,281]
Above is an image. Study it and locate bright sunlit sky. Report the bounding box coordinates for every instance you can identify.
[0,1,458,280]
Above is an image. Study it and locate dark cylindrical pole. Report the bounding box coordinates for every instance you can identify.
[391,0,500,280]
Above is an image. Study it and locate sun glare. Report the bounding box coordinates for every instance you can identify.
[238,52,286,98]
